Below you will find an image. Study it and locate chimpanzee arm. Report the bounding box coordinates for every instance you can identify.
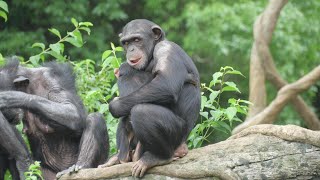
[0,91,85,132]
[109,42,188,117]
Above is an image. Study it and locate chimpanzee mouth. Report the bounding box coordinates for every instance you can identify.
[129,57,141,65]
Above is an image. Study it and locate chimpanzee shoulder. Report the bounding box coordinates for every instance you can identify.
[43,61,77,92]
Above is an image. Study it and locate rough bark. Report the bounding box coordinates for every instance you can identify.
[60,125,320,180]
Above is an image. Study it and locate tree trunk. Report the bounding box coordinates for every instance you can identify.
[60,125,320,180]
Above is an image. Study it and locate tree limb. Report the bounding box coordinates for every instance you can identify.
[60,125,320,180]
[233,65,320,134]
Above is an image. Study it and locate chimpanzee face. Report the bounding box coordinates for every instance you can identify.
[120,19,164,70]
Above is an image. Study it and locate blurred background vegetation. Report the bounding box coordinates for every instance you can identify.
[0,0,319,144]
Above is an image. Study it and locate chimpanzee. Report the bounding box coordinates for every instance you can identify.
[0,58,109,180]
[0,60,32,180]
[100,19,201,177]
[103,63,196,166]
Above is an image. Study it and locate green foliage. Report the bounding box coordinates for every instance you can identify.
[188,66,250,148]
[0,1,129,60]
[28,18,93,65]
[24,161,43,180]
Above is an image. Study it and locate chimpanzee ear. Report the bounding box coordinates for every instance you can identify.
[152,25,165,41]
[13,75,29,87]
[118,33,123,38]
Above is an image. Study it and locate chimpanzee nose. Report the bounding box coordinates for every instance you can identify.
[129,47,134,52]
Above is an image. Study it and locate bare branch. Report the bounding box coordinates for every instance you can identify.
[233,66,320,134]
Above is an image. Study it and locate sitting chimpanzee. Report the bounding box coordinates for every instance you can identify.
[99,19,201,177]
[104,63,196,165]
[0,58,109,180]
[0,60,32,180]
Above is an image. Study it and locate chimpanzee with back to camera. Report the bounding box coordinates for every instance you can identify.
[99,19,201,177]
[0,60,32,180]
[0,57,109,180]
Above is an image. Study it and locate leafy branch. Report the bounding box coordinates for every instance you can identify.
[28,18,93,65]
[24,161,43,180]
[188,66,251,148]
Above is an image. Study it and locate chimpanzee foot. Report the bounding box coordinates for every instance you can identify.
[16,158,32,180]
[56,164,82,179]
[131,152,172,178]
[98,154,120,168]
[173,142,188,160]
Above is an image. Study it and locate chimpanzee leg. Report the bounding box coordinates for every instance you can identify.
[56,113,109,178]
[130,104,186,177]
[117,117,135,162]
[8,159,20,180]
[0,155,8,180]
[99,117,133,168]
[0,112,31,180]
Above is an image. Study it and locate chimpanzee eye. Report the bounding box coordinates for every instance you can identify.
[124,41,129,45]
[134,38,140,42]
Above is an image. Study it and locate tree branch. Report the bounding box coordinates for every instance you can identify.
[233,65,320,134]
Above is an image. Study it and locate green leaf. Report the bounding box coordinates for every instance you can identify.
[228,98,237,105]
[65,37,82,47]
[222,82,241,93]
[239,100,253,105]
[210,110,223,121]
[200,96,207,111]
[29,55,40,65]
[47,50,66,61]
[192,136,203,148]
[48,28,61,39]
[210,72,223,87]
[216,121,231,134]
[71,18,78,27]
[102,50,112,60]
[225,70,244,77]
[0,10,7,22]
[68,29,83,43]
[0,1,8,12]
[209,90,220,102]
[31,43,45,51]
[111,42,115,50]
[200,111,208,119]
[110,56,119,68]
[225,107,237,120]
[49,43,62,54]
[79,22,93,27]
[79,27,91,35]
[115,47,123,52]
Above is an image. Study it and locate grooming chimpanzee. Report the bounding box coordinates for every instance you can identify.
[0,60,32,180]
[100,19,201,177]
[0,58,109,180]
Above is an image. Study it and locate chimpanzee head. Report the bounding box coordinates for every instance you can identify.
[0,58,20,91]
[119,19,165,70]
[0,58,24,124]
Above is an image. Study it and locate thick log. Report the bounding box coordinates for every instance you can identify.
[60,125,320,180]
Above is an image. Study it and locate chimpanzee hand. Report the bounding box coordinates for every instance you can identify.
[0,91,21,109]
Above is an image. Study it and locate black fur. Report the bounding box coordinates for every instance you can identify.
[110,19,201,177]
[0,59,109,180]
[0,58,31,180]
